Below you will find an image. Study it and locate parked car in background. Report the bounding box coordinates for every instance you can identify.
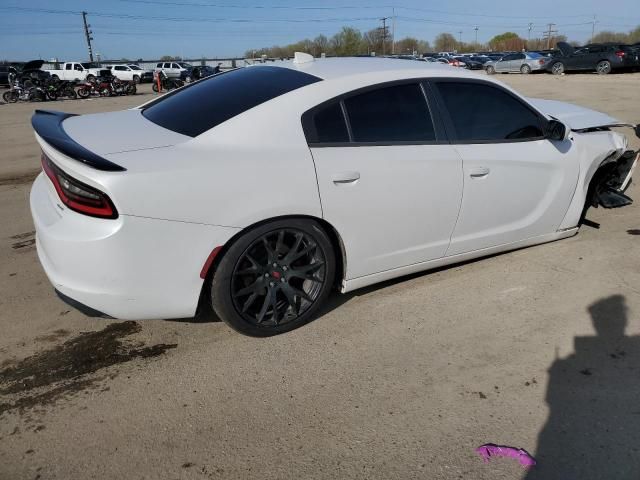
[546,42,640,74]
[485,52,551,74]
[436,57,465,67]
[181,65,217,83]
[45,62,104,82]
[104,64,152,83]
[0,65,18,86]
[155,61,193,78]
[29,55,638,336]
[19,60,51,86]
[453,56,483,70]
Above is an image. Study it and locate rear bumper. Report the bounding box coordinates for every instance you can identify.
[31,173,239,320]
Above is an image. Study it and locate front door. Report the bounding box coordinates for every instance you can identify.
[432,79,580,255]
[304,82,464,279]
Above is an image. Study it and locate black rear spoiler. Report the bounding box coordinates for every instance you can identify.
[31,110,126,172]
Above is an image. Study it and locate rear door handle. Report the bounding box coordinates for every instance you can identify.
[332,171,360,184]
[469,167,490,178]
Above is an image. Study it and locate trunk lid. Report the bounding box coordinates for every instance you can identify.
[62,109,190,157]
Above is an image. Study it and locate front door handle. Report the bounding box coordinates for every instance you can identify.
[469,167,490,178]
[332,171,360,184]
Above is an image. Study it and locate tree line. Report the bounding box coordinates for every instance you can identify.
[245,24,640,58]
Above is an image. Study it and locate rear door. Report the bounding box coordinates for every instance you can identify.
[431,79,580,255]
[306,81,463,279]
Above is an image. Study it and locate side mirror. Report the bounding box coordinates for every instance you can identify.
[545,119,570,141]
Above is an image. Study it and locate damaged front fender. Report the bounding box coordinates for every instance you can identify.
[587,149,637,209]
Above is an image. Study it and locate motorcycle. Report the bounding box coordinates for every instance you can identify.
[152,71,184,92]
[44,79,77,100]
[2,82,47,103]
[76,79,101,98]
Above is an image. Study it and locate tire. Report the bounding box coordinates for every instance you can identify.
[77,87,90,99]
[86,74,95,82]
[551,62,565,75]
[211,218,336,337]
[486,65,495,75]
[51,75,59,81]
[520,64,532,74]
[185,75,192,83]
[596,60,611,75]
[46,90,58,101]
[127,84,137,95]
[152,83,159,92]
[3,91,18,103]
[132,75,140,84]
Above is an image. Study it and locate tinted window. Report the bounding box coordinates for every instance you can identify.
[343,84,435,142]
[515,53,526,60]
[143,66,321,137]
[436,82,543,141]
[157,63,162,68]
[305,102,349,143]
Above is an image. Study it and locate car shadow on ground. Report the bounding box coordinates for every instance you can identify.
[525,294,640,479]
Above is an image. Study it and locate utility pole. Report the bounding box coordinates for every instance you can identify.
[474,26,478,44]
[380,17,390,56]
[528,22,533,43]
[543,23,557,49]
[458,31,462,52]
[82,11,94,62]
[391,8,396,54]
[591,15,597,43]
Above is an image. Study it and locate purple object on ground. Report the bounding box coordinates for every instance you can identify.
[475,443,536,468]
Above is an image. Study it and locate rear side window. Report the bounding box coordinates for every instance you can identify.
[344,83,435,142]
[304,102,349,143]
[435,82,544,142]
[143,66,321,137]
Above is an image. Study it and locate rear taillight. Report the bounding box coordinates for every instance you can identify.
[41,152,118,219]
[615,51,625,57]
[539,59,545,65]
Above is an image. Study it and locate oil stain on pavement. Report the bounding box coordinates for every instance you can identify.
[0,321,176,417]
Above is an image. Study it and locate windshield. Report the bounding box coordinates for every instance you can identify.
[129,65,142,70]
[178,62,192,68]
[142,66,321,137]
[81,62,100,69]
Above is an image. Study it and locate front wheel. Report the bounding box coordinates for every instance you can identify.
[132,75,140,84]
[211,219,336,336]
[3,91,18,103]
[77,87,90,99]
[485,65,495,75]
[596,60,611,74]
[152,83,159,92]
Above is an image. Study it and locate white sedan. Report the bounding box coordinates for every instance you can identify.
[30,55,638,336]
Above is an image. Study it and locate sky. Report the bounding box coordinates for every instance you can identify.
[1,0,639,61]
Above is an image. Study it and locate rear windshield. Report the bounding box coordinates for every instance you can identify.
[142,66,321,137]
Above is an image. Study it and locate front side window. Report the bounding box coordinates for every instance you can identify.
[344,83,435,143]
[143,66,321,137]
[435,81,544,142]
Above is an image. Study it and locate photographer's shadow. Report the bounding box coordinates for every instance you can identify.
[526,295,640,479]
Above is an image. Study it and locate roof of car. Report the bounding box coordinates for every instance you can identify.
[260,56,479,81]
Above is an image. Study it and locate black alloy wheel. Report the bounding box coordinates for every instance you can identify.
[211,219,336,336]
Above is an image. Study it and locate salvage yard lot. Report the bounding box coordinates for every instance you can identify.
[1,74,640,479]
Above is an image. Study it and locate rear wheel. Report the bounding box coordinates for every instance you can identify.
[132,75,140,84]
[77,87,90,99]
[596,60,611,74]
[152,83,159,92]
[211,219,336,337]
[86,74,95,82]
[551,62,565,75]
[520,64,532,74]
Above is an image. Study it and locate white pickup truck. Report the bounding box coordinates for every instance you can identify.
[45,62,105,82]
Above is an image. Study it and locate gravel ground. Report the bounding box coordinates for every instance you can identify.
[1,74,639,480]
